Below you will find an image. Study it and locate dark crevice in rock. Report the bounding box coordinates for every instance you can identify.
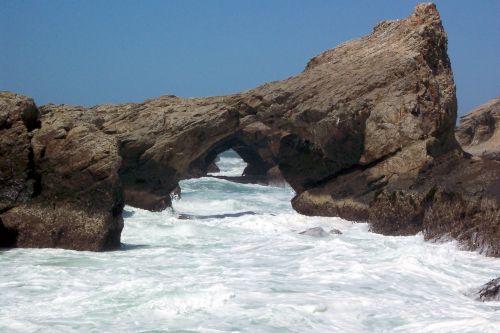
[0,215,18,248]
[278,134,341,192]
[21,104,41,132]
[305,148,403,191]
[27,146,42,198]
[235,145,272,176]
[118,138,177,211]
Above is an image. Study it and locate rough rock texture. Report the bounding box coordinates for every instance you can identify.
[475,277,500,302]
[0,92,40,247]
[0,95,123,251]
[456,97,500,160]
[2,3,499,253]
[0,92,40,212]
[290,3,457,216]
[280,4,500,256]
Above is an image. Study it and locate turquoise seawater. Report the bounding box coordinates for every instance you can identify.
[1,151,500,332]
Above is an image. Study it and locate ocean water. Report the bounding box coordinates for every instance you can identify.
[1,151,500,333]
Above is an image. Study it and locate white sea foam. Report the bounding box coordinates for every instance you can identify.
[1,152,499,332]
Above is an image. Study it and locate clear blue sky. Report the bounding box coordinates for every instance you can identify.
[1,1,498,116]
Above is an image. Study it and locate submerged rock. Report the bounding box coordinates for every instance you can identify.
[475,277,500,302]
[177,211,257,220]
[329,228,343,235]
[299,227,329,237]
[298,227,342,237]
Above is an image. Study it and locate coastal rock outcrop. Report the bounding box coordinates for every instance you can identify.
[0,97,123,251]
[456,97,500,160]
[1,3,499,253]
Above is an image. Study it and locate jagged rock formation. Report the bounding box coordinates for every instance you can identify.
[284,4,498,255]
[456,97,500,160]
[1,3,499,253]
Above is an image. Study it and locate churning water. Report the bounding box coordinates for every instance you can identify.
[1,151,500,333]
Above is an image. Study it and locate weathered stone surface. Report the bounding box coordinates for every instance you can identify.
[279,4,500,256]
[0,92,40,213]
[0,100,123,251]
[2,4,499,253]
[54,4,458,216]
[369,153,500,255]
[0,92,40,247]
[95,96,241,210]
[456,97,500,160]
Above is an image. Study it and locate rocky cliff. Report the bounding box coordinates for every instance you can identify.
[1,3,499,254]
[456,97,500,161]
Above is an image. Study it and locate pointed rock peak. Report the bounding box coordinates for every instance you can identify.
[409,3,441,25]
[373,2,441,32]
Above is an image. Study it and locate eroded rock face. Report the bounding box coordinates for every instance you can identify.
[88,3,459,213]
[2,4,499,253]
[0,92,40,247]
[0,97,123,251]
[0,92,40,211]
[456,97,500,160]
[274,4,499,256]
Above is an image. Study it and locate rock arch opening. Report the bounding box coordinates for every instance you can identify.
[185,132,287,188]
[208,149,247,177]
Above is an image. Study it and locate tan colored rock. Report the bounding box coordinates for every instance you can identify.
[0,99,123,250]
[456,97,500,160]
[0,92,40,212]
[0,92,40,247]
[2,4,499,254]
